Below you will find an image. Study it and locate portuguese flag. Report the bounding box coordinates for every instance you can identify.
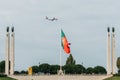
[61,29,70,54]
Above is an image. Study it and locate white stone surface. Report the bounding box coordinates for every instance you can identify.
[5,32,10,75]
[10,32,15,75]
[111,33,116,74]
[107,32,111,75]
[10,75,112,80]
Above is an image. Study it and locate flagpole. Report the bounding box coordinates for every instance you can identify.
[60,28,61,70]
[59,29,71,75]
[58,28,63,75]
[60,31,62,71]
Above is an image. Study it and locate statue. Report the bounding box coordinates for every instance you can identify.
[107,27,110,32]
[12,27,14,32]
[7,27,9,32]
[112,27,115,32]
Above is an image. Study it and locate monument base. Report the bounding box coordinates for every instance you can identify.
[58,69,64,75]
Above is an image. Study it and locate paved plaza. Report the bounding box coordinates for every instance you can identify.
[10,75,112,80]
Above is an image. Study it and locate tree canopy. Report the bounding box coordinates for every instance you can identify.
[93,66,106,74]
[66,54,76,65]
[39,63,50,74]
[117,57,120,74]
[0,61,5,73]
[86,67,94,74]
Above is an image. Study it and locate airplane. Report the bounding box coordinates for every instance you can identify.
[46,16,58,21]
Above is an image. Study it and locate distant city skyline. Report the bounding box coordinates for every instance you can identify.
[0,0,120,71]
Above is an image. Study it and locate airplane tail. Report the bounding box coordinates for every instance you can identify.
[46,16,48,19]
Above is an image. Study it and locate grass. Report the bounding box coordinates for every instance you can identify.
[104,76,120,80]
[0,77,17,80]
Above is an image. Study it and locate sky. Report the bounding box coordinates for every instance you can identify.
[0,0,120,71]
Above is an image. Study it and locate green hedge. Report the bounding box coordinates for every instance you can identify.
[0,74,7,77]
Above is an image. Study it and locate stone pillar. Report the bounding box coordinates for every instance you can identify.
[107,27,111,75]
[111,27,116,74]
[5,27,10,75]
[10,27,15,75]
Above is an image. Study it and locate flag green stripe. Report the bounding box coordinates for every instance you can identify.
[61,29,65,49]
[61,29,65,38]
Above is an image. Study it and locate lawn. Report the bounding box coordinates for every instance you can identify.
[104,76,120,80]
[0,77,17,80]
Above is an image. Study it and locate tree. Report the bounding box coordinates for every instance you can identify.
[50,65,59,74]
[76,64,86,74]
[93,66,106,74]
[63,64,86,74]
[117,57,120,74]
[14,71,20,75]
[0,61,5,73]
[20,70,27,74]
[32,66,39,73]
[86,67,94,74]
[63,64,77,74]
[66,54,76,65]
[39,63,50,74]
